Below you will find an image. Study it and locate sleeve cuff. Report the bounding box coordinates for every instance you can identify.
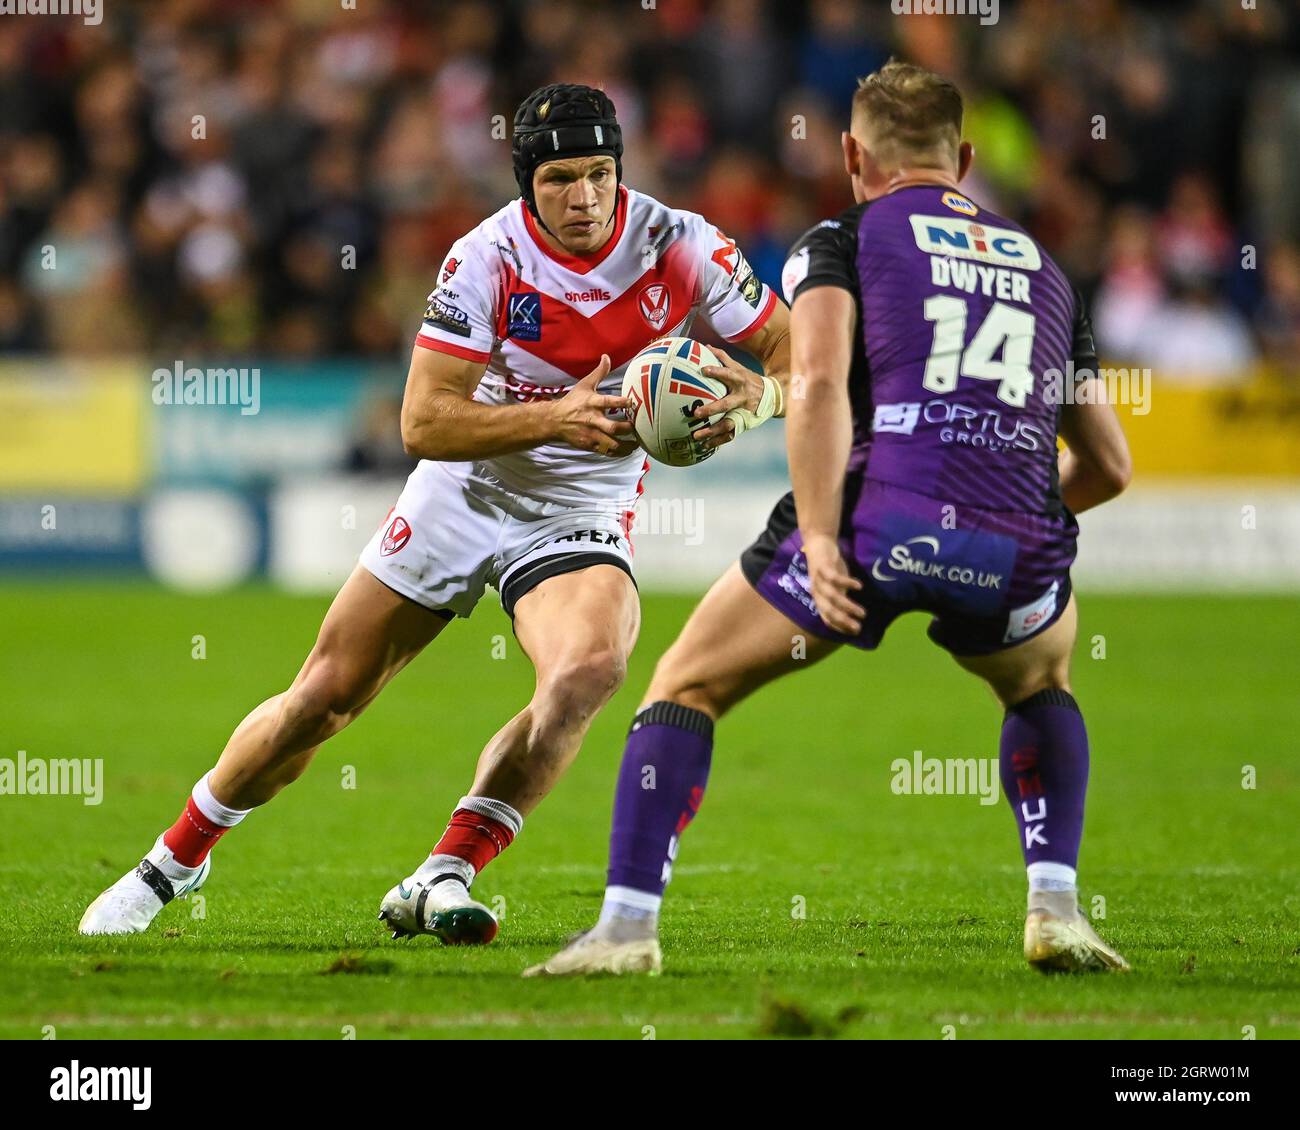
[414,333,491,364]
[723,286,778,343]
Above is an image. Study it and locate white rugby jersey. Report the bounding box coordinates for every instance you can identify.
[414,185,777,508]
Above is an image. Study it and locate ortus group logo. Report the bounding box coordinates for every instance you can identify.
[872,398,1045,453]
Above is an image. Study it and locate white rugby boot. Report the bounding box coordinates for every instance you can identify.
[522,929,662,977]
[1024,891,1131,973]
[377,875,498,945]
[79,836,211,936]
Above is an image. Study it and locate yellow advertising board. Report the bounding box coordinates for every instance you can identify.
[0,362,146,493]
[1114,370,1300,478]
[0,359,1297,493]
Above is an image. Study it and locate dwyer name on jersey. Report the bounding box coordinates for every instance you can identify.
[415,185,776,508]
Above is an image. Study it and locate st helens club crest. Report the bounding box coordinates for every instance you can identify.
[380,515,412,556]
[637,283,671,332]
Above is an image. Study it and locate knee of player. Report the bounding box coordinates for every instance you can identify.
[538,649,628,715]
[286,660,374,733]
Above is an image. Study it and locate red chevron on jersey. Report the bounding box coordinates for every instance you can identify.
[496,236,698,378]
[710,229,738,274]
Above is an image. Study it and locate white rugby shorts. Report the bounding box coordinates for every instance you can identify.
[360,460,636,619]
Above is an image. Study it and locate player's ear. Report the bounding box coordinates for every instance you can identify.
[841,131,858,179]
[956,140,974,182]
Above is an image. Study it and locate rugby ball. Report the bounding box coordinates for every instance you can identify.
[621,337,726,466]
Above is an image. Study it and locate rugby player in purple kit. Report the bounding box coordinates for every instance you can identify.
[528,60,1133,978]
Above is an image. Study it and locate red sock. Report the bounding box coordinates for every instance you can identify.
[432,809,516,875]
[162,797,230,867]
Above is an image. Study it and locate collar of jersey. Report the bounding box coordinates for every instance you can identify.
[520,185,629,275]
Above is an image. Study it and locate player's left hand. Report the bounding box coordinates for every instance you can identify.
[803,533,866,636]
[694,347,760,448]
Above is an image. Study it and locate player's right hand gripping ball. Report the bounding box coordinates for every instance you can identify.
[621,337,727,466]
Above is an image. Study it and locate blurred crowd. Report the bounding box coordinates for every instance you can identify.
[2,0,1299,382]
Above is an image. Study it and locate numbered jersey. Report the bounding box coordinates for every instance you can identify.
[416,185,776,508]
[781,186,1096,516]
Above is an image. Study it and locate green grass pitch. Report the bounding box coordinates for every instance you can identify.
[0,581,1296,1039]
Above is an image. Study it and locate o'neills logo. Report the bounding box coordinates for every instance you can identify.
[380,516,412,556]
[565,288,611,302]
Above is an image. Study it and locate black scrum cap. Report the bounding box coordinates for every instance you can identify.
[511,83,623,215]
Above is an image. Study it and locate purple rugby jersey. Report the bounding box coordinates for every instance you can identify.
[743,185,1098,655]
[780,185,1097,517]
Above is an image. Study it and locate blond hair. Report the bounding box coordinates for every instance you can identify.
[851,59,963,168]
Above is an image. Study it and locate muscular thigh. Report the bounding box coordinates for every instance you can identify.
[295,565,452,701]
[512,563,641,680]
[645,563,840,718]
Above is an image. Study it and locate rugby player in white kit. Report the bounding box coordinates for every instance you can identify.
[80,84,791,944]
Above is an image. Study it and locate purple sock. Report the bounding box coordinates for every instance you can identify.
[1000,689,1089,870]
[606,701,714,897]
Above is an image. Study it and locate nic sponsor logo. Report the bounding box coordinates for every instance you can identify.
[910,215,1042,270]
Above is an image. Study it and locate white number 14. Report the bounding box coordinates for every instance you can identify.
[921,296,1036,407]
